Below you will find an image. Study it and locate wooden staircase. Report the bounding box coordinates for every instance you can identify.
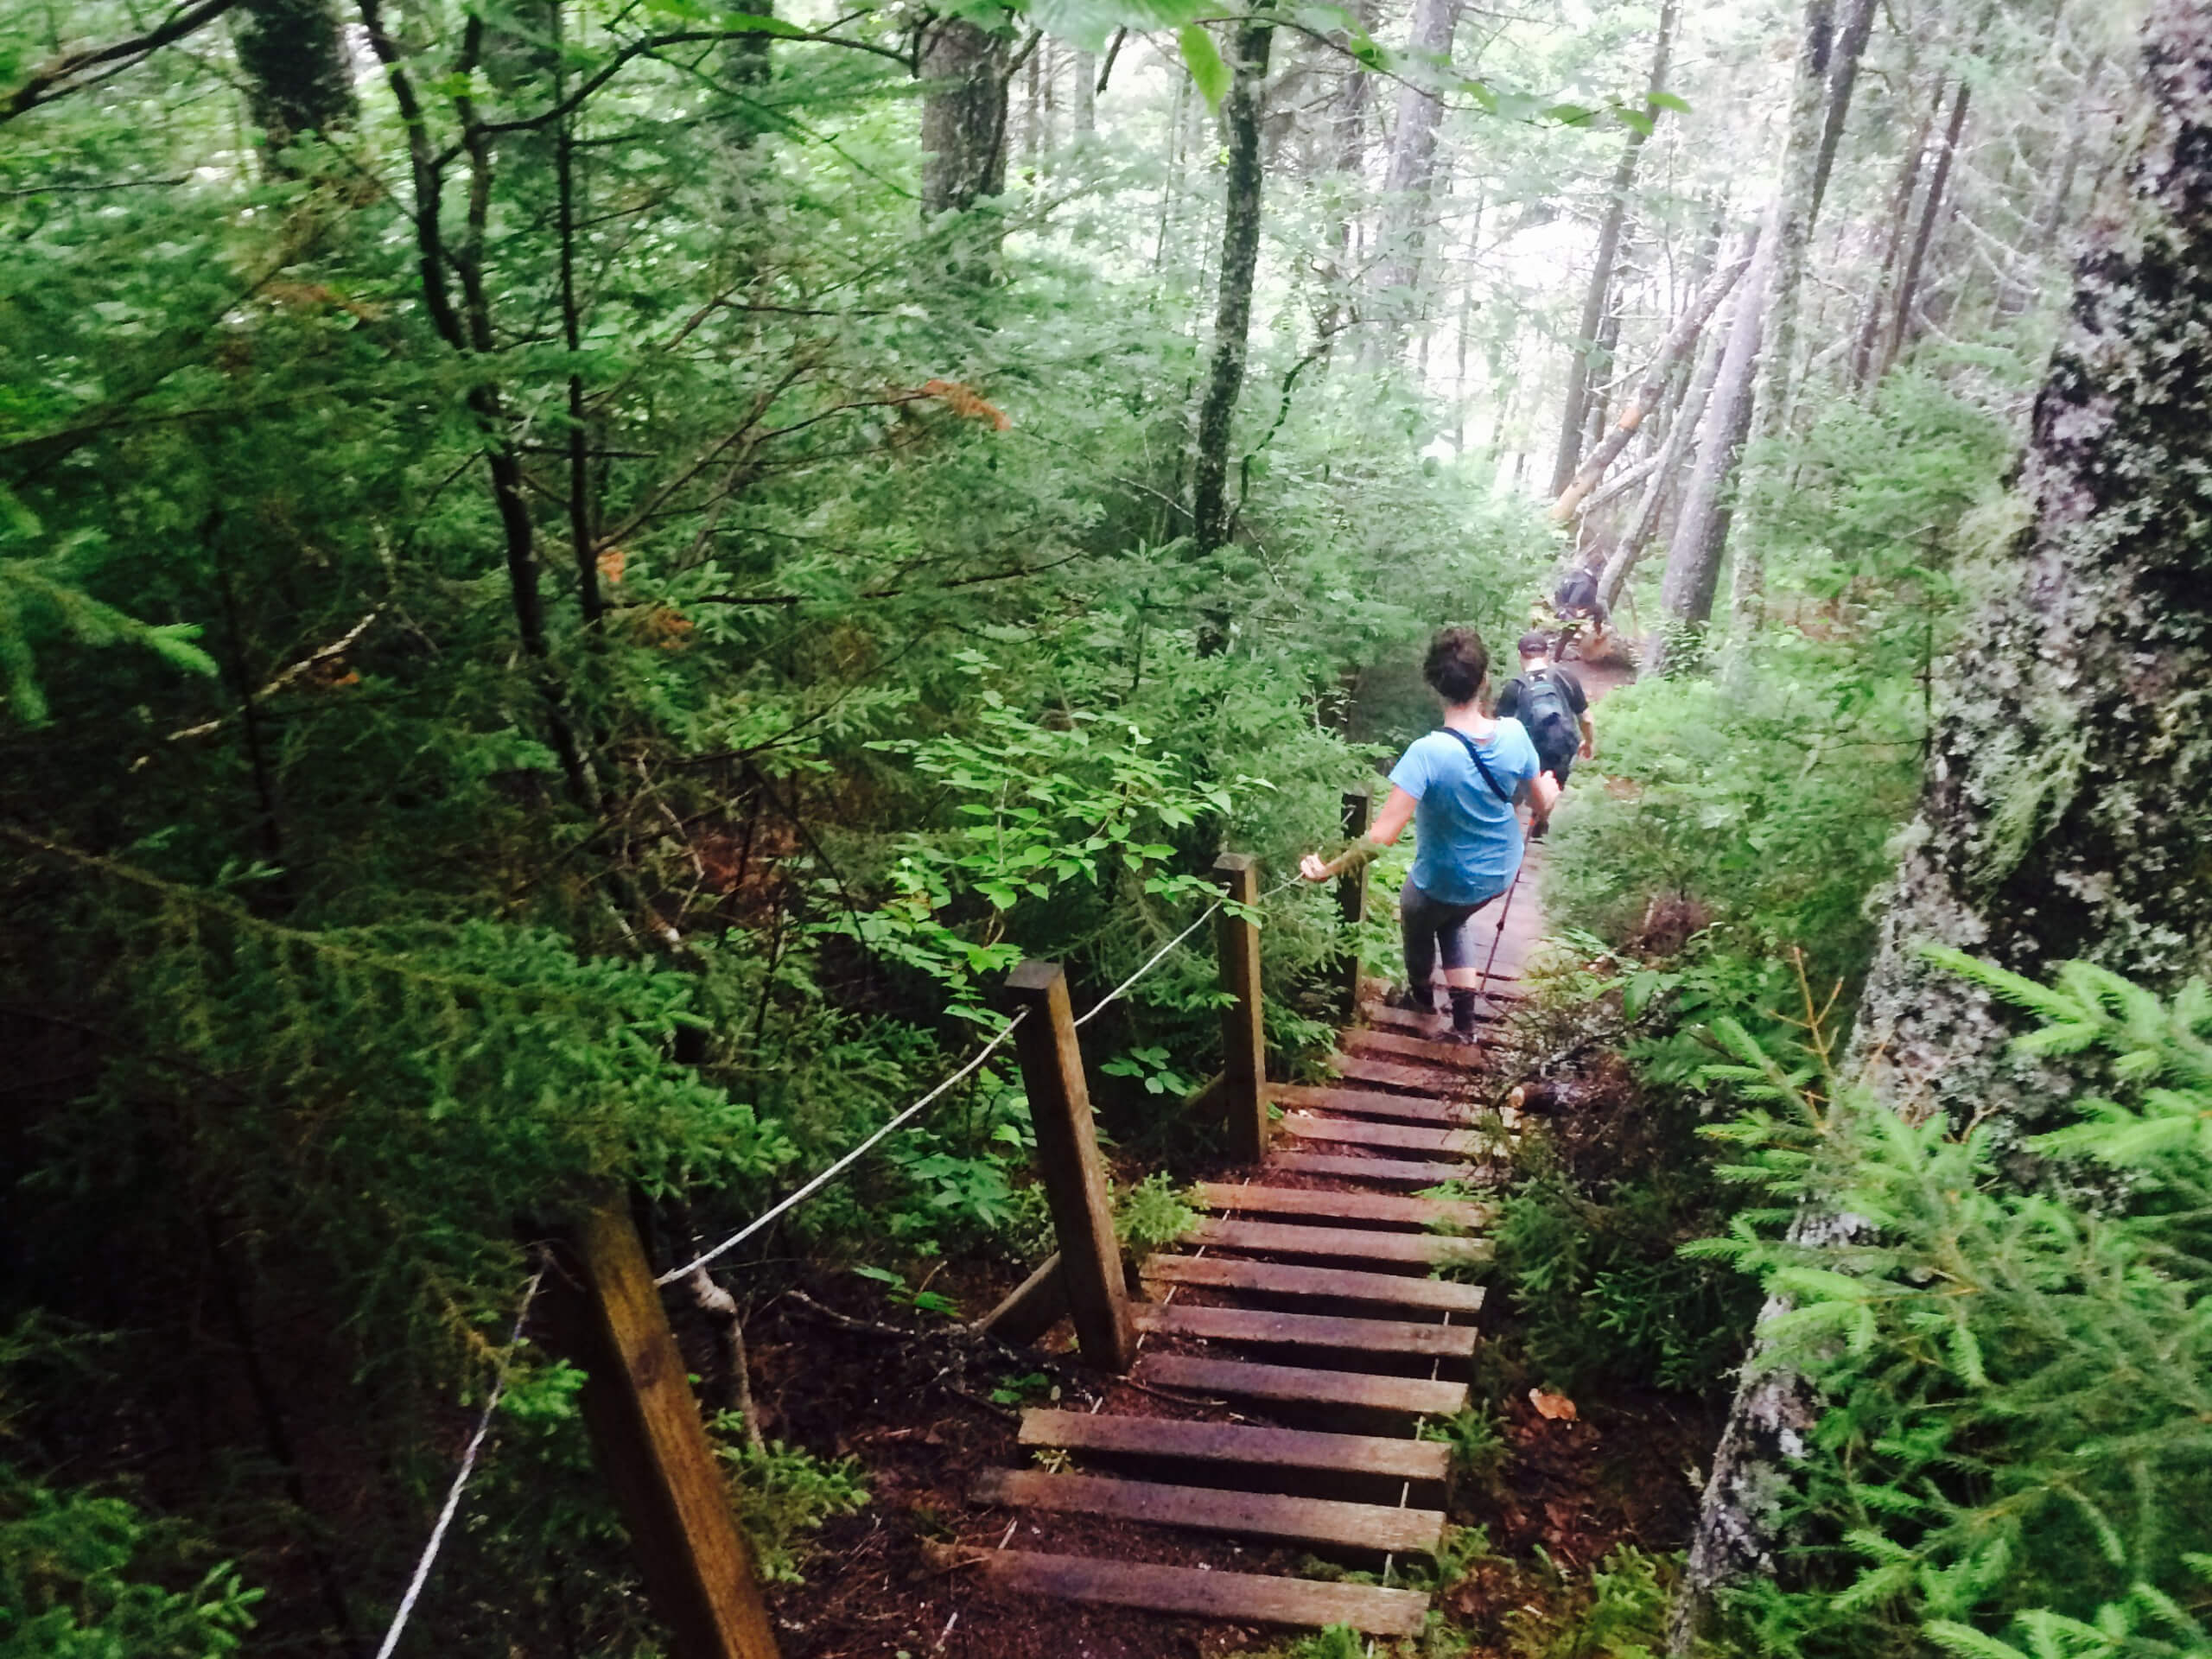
[969,993,1513,1638]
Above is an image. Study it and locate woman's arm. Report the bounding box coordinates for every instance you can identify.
[1300,786,1417,881]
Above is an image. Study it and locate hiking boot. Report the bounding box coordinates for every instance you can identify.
[1438,1026,1482,1049]
[1389,985,1438,1016]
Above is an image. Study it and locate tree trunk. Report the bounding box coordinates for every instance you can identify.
[1878,76,1972,378]
[1313,0,1373,350]
[1724,0,1836,632]
[1807,0,1878,219]
[1647,221,1777,672]
[232,0,356,161]
[1363,0,1463,350]
[1191,6,1277,583]
[919,18,1011,225]
[1672,7,2212,1645]
[1551,238,1754,524]
[1850,92,1936,384]
[1601,270,1730,612]
[1073,49,1096,133]
[1549,0,1679,494]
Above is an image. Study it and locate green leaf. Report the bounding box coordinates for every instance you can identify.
[1647,90,1691,114]
[1179,24,1232,111]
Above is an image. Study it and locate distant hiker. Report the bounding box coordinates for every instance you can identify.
[1300,627,1560,1044]
[1548,561,1611,654]
[1496,631,1593,805]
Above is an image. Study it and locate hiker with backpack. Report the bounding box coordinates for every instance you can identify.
[1299,627,1560,1045]
[1495,631,1593,806]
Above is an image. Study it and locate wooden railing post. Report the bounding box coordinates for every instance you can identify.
[1337,787,1373,1016]
[1002,963,1135,1372]
[538,1200,781,1659]
[1214,853,1268,1163]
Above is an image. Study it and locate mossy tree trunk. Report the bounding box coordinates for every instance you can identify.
[1191,4,1276,586]
[1672,4,2212,1645]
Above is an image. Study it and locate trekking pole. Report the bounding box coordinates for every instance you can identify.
[1478,857,1525,998]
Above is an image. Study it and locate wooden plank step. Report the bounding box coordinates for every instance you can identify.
[973,1469,1445,1555]
[1135,1353,1470,1416]
[1019,1408,1452,1483]
[1141,1254,1487,1313]
[1132,1302,1478,1359]
[1344,1027,1486,1071]
[1192,1182,1491,1230]
[1264,1151,1482,1186]
[1359,1000,1497,1034]
[1273,1084,1473,1126]
[1181,1217,1491,1268]
[980,1550,1431,1636]
[1281,1113,1480,1155]
[1331,1052,1471,1096]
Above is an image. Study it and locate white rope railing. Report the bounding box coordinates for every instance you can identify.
[371,1266,544,1659]
[657,865,1320,1288]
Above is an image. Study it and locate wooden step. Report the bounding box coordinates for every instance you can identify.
[1192,1182,1491,1230]
[1344,1027,1486,1071]
[1273,1084,1474,1126]
[1141,1254,1487,1313]
[973,1469,1445,1554]
[1019,1408,1452,1483]
[1132,1302,1478,1360]
[1331,1052,1471,1096]
[980,1549,1430,1636]
[1181,1217,1491,1268]
[1264,1151,1482,1186]
[1359,999,1498,1034]
[1281,1113,1480,1155]
[1135,1353,1470,1416]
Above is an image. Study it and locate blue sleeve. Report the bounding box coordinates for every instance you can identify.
[1388,739,1433,799]
[1503,721,1540,787]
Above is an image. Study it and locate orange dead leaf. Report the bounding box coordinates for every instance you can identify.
[915,378,1012,430]
[1530,1389,1579,1422]
[597,546,626,584]
[641,606,693,649]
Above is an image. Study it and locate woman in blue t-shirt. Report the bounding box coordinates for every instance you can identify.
[1300,627,1560,1044]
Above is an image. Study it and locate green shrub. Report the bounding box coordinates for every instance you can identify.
[1692,957,2212,1658]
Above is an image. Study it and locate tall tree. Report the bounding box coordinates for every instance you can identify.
[1878,73,1973,378]
[1191,4,1277,584]
[1363,0,1463,351]
[1726,0,1855,630]
[918,17,1011,226]
[1850,88,1940,383]
[1548,0,1679,496]
[1672,3,2212,1643]
[1646,220,1777,671]
[232,0,356,161]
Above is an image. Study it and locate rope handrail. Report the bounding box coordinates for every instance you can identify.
[371,1266,544,1659]
[658,864,1318,1287]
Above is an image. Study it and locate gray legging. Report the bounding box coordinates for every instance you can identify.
[1400,876,1507,996]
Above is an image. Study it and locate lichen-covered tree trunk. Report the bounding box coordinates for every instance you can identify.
[1191,5,1276,585]
[232,0,356,162]
[1549,0,1678,496]
[1671,5,2212,1644]
[919,16,1011,257]
[1363,0,1462,351]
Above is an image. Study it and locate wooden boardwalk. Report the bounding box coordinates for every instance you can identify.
[967,985,1541,1635]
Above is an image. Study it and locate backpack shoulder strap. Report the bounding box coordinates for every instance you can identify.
[1438,727,1516,804]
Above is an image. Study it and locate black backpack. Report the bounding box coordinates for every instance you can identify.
[1516,670,1579,767]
